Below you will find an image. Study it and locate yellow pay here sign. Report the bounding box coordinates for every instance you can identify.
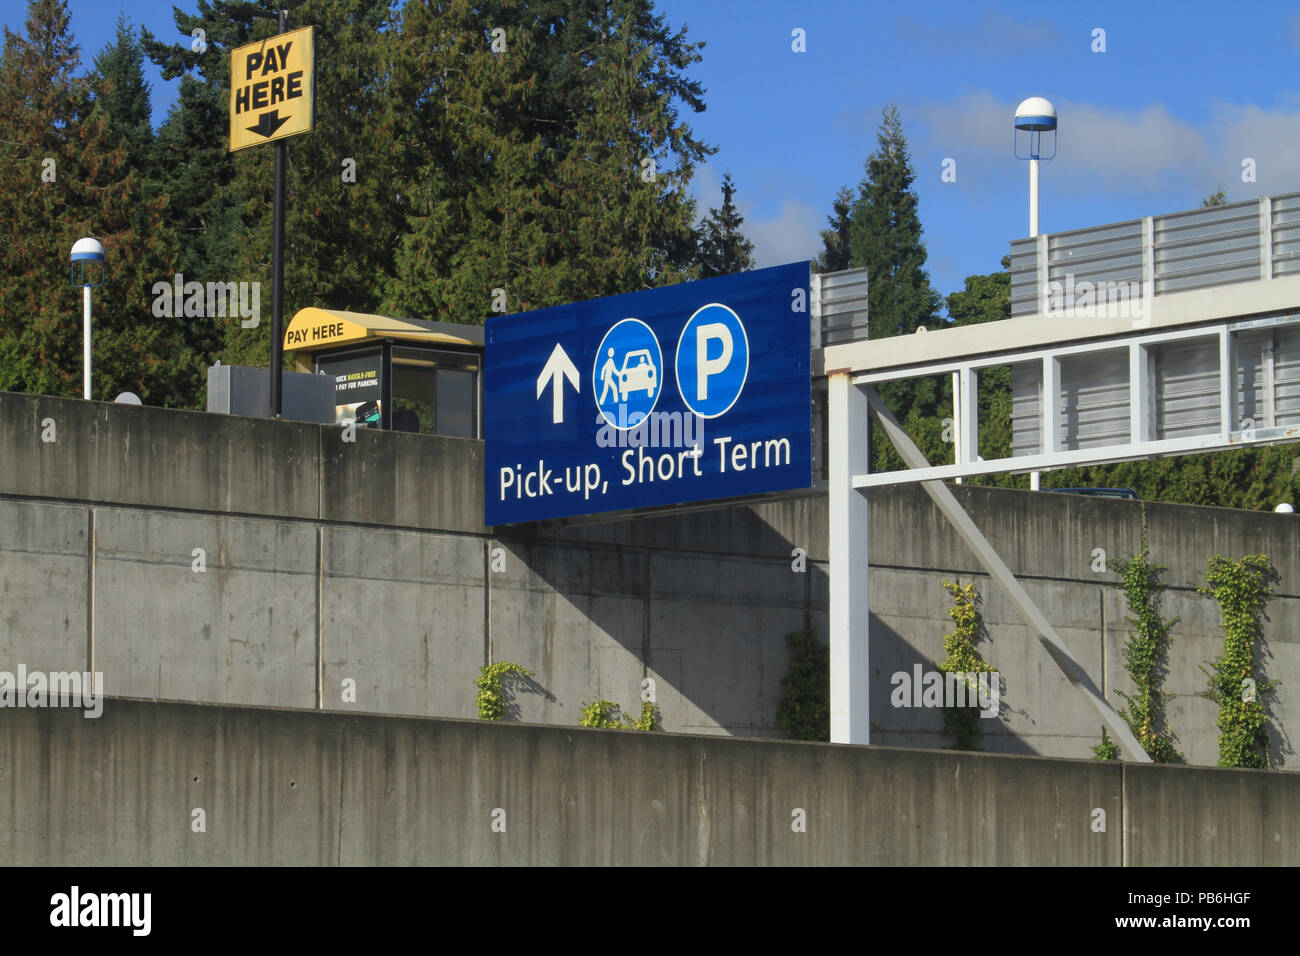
[229,26,315,152]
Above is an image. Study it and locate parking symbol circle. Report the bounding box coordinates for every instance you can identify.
[593,318,663,430]
[675,303,749,418]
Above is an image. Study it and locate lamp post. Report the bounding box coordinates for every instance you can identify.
[1015,97,1056,490]
[1015,96,1057,237]
[70,237,106,400]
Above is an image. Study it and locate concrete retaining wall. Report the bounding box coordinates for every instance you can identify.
[1,391,1298,765]
[1,700,1296,865]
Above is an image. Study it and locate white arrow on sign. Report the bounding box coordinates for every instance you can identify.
[536,343,580,424]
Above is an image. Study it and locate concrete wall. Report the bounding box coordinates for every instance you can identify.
[2,391,1299,766]
[2,700,1296,865]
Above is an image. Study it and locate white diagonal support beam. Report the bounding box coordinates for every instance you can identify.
[865,386,1152,763]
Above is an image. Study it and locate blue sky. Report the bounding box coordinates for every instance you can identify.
[9,0,1300,302]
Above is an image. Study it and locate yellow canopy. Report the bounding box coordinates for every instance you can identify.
[284,308,484,353]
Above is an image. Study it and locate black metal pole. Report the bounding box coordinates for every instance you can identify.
[269,8,288,418]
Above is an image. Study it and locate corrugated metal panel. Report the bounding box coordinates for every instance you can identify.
[1007,191,1300,314]
[1275,325,1300,425]
[1272,193,1300,277]
[1236,330,1266,427]
[1010,352,1130,453]
[1154,202,1259,294]
[1047,220,1143,294]
[1011,361,1040,455]
[1154,337,1219,439]
[1059,349,1129,449]
[1009,238,1038,317]
[818,267,869,346]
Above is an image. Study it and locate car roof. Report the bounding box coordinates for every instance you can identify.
[1051,487,1139,498]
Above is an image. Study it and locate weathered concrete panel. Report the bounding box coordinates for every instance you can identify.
[0,500,88,673]
[489,539,645,726]
[334,717,1119,865]
[1125,761,1300,865]
[650,553,804,735]
[322,526,483,719]
[94,508,317,707]
[0,392,318,520]
[20,700,1281,865]
[320,428,483,534]
[0,701,339,865]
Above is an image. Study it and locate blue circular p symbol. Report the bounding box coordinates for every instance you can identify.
[675,303,748,418]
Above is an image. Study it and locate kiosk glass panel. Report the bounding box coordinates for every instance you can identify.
[391,346,480,437]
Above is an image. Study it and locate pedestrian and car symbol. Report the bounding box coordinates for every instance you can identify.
[613,349,657,401]
[594,318,663,428]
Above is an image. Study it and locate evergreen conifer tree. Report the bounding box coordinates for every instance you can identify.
[90,13,154,183]
[848,105,940,340]
[381,0,713,322]
[814,185,853,274]
[697,172,755,278]
[0,0,197,405]
[830,106,943,470]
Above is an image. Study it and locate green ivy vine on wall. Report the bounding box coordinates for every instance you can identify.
[578,699,661,731]
[776,630,829,741]
[474,661,534,721]
[937,579,998,751]
[1091,522,1184,763]
[1199,553,1279,769]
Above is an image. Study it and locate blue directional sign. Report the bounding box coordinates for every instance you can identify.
[485,262,811,525]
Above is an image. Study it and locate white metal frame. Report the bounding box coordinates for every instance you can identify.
[866,386,1151,762]
[818,194,1300,761]
[827,374,870,744]
[825,309,1300,762]
[852,317,1300,487]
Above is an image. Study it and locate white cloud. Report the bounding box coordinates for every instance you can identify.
[912,91,1223,197]
[743,199,822,268]
[896,6,1059,58]
[691,163,822,268]
[1208,95,1300,197]
[692,163,722,217]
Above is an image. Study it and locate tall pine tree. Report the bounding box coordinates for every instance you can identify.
[848,105,940,340]
[90,13,153,184]
[820,105,942,471]
[142,1,265,375]
[697,172,755,278]
[381,0,714,323]
[814,185,853,274]
[0,0,196,405]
